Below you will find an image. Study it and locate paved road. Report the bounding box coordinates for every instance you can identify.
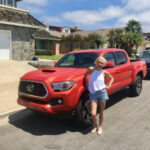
[0,79,150,150]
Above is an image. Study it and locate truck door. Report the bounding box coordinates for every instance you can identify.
[114,51,132,89]
[103,52,119,95]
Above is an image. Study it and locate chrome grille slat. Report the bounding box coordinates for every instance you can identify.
[19,80,48,99]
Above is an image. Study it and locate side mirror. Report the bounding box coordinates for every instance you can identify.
[54,60,58,66]
[104,61,115,68]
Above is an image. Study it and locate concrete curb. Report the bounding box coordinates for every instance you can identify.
[0,107,25,119]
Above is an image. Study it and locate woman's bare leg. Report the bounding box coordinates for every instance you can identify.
[91,101,98,129]
[98,100,106,131]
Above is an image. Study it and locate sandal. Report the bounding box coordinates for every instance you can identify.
[91,128,97,133]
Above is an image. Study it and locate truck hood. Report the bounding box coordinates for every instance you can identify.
[21,67,87,83]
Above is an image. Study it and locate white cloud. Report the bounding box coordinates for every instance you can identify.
[18,0,48,14]
[17,0,150,32]
[117,9,150,32]
[62,10,100,26]
[23,0,48,6]
[62,6,125,26]
[100,6,125,19]
[125,0,150,11]
[42,16,61,23]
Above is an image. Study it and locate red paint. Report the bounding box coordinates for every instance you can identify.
[17,49,147,115]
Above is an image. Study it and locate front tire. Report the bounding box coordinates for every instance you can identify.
[130,75,142,96]
[74,93,92,128]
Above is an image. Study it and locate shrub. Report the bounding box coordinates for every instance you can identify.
[73,48,80,51]
[35,49,52,55]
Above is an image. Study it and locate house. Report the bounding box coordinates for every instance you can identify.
[34,24,74,55]
[0,0,45,60]
[48,25,71,34]
[33,29,61,55]
[0,0,21,7]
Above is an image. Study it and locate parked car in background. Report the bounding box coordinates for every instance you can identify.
[139,50,150,74]
[17,48,147,127]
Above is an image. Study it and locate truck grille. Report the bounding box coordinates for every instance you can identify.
[19,80,48,98]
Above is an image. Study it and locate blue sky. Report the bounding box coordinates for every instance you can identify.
[18,0,150,32]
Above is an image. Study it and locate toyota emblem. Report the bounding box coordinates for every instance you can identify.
[26,84,34,92]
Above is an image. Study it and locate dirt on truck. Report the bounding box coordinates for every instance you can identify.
[17,48,147,127]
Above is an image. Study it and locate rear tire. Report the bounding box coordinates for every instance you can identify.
[130,75,142,96]
[74,93,92,128]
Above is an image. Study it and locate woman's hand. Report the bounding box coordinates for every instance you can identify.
[106,84,111,89]
[104,70,114,89]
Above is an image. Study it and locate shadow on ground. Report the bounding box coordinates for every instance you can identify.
[9,88,131,136]
[144,73,150,80]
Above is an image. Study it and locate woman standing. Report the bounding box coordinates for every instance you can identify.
[84,57,114,135]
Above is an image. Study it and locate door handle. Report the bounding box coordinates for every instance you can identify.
[128,66,132,70]
[116,70,120,73]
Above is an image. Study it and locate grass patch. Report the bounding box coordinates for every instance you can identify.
[36,54,64,60]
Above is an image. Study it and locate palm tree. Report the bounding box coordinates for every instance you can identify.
[114,29,124,48]
[125,19,142,33]
[107,30,115,48]
[107,29,124,48]
[123,32,143,56]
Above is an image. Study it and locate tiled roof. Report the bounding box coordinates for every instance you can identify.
[0,6,44,28]
[33,30,61,40]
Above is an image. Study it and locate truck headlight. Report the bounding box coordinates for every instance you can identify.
[51,81,76,91]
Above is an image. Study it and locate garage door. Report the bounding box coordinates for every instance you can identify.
[0,31,11,60]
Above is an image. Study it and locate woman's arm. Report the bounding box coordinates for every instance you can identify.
[103,70,114,89]
[84,67,94,88]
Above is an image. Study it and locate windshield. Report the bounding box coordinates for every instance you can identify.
[55,52,100,68]
[140,51,150,58]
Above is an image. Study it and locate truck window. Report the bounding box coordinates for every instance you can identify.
[55,52,100,68]
[104,52,116,65]
[115,52,127,65]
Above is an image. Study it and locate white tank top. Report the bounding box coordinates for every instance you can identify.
[88,69,106,93]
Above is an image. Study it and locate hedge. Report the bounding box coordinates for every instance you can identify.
[35,49,52,55]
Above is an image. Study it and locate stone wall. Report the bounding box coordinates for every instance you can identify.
[0,24,36,60]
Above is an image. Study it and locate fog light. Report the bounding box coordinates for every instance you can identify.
[46,104,51,108]
[57,99,63,104]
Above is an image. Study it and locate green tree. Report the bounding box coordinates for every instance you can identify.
[107,29,124,48]
[125,19,142,33]
[86,33,105,48]
[107,30,115,48]
[123,32,143,56]
[107,20,143,56]
[124,19,143,56]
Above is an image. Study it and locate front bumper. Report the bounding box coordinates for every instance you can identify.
[17,79,83,115]
[17,97,64,114]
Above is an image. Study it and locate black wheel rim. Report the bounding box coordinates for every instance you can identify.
[81,101,92,125]
[136,78,142,94]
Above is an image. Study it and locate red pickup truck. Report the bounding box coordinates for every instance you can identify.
[17,48,147,127]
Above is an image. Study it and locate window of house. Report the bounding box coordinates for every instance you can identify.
[64,29,69,33]
[7,0,14,7]
[35,40,47,50]
[115,52,127,65]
